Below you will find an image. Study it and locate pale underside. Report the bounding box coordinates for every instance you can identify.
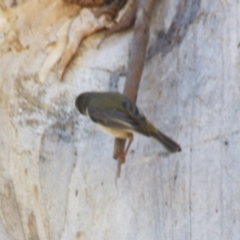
[97,124,133,139]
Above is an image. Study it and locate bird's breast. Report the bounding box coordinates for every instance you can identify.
[97,124,131,139]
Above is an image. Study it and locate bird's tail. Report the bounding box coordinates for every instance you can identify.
[151,130,181,153]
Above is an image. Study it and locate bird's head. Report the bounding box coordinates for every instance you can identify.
[75,92,92,115]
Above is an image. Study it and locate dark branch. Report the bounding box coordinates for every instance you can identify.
[114,0,155,178]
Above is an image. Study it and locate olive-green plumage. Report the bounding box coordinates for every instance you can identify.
[75,91,181,153]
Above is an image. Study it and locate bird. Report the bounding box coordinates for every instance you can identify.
[75,91,181,157]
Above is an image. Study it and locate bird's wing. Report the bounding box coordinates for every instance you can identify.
[87,105,139,132]
[121,97,148,126]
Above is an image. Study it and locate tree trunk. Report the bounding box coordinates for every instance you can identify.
[0,0,239,239]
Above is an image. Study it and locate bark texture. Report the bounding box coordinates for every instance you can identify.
[0,0,239,239]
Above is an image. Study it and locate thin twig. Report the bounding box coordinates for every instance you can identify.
[114,0,155,178]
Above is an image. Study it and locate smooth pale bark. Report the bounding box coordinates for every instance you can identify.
[0,0,240,240]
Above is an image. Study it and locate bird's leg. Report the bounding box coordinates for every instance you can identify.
[114,133,133,160]
[124,133,133,157]
[115,133,133,179]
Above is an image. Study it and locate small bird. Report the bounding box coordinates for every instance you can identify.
[75,91,181,156]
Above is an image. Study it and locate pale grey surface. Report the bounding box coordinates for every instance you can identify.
[0,0,240,239]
